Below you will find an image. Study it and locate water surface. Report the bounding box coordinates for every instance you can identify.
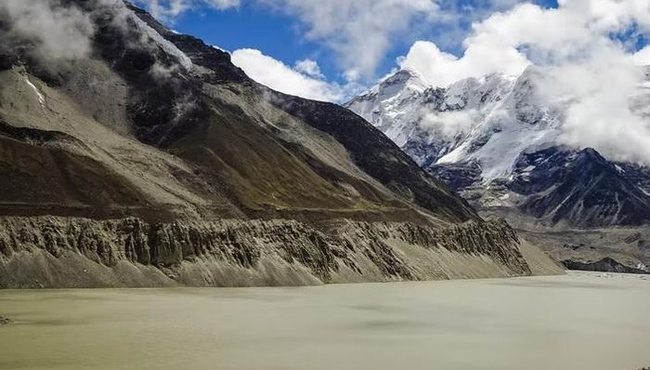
[1,272,649,370]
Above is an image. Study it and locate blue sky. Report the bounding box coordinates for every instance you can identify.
[134,0,649,102]
[170,5,313,70]
[140,0,557,84]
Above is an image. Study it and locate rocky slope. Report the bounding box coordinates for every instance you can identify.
[347,67,650,273]
[0,1,475,225]
[0,0,562,287]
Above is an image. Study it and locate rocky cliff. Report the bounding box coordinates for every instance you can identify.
[0,216,562,288]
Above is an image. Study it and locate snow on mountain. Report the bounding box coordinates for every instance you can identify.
[347,66,566,182]
[348,69,429,147]
[348,65,650,183]
[127,5,193,71]
[346,66,650,228]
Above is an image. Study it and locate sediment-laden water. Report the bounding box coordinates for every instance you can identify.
[1,272,648,370]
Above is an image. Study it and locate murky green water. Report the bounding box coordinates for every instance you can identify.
[1,272,649,370]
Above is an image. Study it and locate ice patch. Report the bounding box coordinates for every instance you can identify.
[130,14,192,71]
[25,77,45,107]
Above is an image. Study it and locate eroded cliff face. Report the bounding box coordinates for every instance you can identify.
[0,217,561,288]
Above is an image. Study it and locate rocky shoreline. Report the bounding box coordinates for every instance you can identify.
[563,258,648,275]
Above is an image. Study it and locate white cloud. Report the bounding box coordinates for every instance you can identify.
[421,109,477,139]
[541,51,650,165]
[257,0,439,81]
[635,46,650,66]
[399,40,528,87]
[135,0,240,20]
[294,59,324,79]
[402,1,650,87]
[205,0,241,9]
[231,48,346,102]
[0,0,95,61]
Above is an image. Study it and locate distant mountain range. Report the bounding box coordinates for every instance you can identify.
[347,67,650,272]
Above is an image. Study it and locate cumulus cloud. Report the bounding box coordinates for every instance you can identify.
[399,40,528,87]
[539,51,650,164]
[0,0,95,61]
[399,0,650,165]
[635,46,650,66]
[134,0,240,20]
[231,48,347,102]
[401,1,650,87]
[294,59,324,79]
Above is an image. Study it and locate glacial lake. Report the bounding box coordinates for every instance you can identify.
[1,272,649,370]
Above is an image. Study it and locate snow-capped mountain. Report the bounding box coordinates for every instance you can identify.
[346,67,650,229]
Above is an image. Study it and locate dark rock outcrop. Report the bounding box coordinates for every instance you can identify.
[427,161,483,193]
[513,148,650,227]
[563,257,648,274]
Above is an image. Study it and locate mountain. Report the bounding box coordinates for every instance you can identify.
[347,67,565,184]
[0,1,563,287]
[347,67,650,273]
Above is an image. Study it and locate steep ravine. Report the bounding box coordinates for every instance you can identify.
[0,217,562,288]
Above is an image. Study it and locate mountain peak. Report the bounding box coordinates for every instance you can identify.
[350,68,429,104]
[347,66,558,181]
[576,147,607,162]
[385,68,421,83]
[347,66,650,229]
